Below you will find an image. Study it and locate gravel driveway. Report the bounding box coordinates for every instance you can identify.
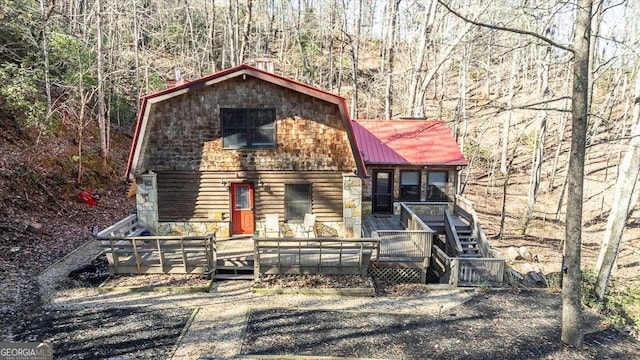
[26,242,640,360]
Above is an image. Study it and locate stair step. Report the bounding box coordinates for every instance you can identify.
[215,274,254,280]
[216,260,254,267]
[459,253,483,258]
[216,265,254,271]
[460,241,478,246]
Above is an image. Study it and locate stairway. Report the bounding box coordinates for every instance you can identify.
[214,258,254,280]
[456,225,483,258]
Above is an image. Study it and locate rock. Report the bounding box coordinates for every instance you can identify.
[518,246,533,261]
[506,246,523,261]
[24,222,42,235]
[523,263,544,285]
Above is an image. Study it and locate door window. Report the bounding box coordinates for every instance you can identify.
[235,185,251,209]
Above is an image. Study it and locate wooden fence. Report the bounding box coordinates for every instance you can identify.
[371,230,433,260]
[253,238,379,278]
[96,215,215,274]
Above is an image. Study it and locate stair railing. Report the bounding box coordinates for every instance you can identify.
[455,195,492,258]
[444,208,464,256]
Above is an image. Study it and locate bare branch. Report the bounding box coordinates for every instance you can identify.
[437,0,574,53]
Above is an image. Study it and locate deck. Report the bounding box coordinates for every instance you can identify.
[362,214,404,237]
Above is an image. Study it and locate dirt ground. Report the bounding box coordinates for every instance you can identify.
[241,291,640,360]
[15,307,192,359]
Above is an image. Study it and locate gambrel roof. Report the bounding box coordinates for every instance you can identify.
[126,64,368,178]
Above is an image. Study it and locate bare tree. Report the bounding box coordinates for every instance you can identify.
[594,71,640,302]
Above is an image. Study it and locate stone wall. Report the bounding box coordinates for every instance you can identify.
[157,221,229,237]
[135,172,158,233]
[342,174,362,238]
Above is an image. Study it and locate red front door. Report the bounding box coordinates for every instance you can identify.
[231,183,255,235]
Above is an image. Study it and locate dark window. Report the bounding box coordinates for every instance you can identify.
[285,184,311,221]
[427,171,448,201]
[221,108,275,148]
[400,171,421,201]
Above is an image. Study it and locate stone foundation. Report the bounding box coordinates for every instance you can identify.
[157,221,229,237]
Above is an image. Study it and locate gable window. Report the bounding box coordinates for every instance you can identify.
[221,108,275,148]
[427,171,448,201]
[285,184,311,221]
[400,171,421,201]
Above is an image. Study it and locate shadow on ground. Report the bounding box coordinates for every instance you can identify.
[14,307,192,359]
[241,291,640,359]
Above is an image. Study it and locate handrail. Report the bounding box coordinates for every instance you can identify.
[373,230,433,259]
[399,203,437,232]
[455,195,499,259]
[444,209,464,255]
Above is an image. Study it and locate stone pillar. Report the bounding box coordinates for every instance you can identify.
[342,174,362,238]
[136,171,158,234]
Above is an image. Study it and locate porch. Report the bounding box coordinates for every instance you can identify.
[96,196,504,287]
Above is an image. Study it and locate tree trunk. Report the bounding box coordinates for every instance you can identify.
[562,0,592,347]
[523,45,550,232]
[39,0,52,118]
[594,73,640,302]
[406,0,436,116]
[384,0,400,120]
[96,0,108,159]
[500,51,518,175]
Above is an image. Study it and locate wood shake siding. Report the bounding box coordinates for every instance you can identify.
[138,76,356,172]
[157,171,344,223]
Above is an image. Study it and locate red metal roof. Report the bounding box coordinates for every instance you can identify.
[353,120,467,166]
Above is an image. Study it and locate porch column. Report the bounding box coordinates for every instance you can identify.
[342,174,362,238]
[136,171,158,234]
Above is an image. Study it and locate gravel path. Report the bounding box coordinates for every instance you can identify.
[33,246,640,360]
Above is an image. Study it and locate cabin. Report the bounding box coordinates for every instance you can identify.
[352,119,467,215]
[99,64,504,286]
[126,64,366,239]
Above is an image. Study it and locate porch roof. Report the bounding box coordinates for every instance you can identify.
[352,120,467,166]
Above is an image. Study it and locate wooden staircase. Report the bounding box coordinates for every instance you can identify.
[455,225,482,258]
[214,258,254,280]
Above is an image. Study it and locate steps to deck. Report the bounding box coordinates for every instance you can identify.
[214,259,254,281]
[456,226,482,258]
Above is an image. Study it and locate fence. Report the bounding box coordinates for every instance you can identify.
[253,237,379,278]
[96,214,215,274]
[371,230,433,259]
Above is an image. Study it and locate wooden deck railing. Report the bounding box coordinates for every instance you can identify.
[97,234,215,274]
[451,257,505,286]
[444,209,464,256]
[399,203,437,231]
[96,214,215,274]
[253,237,380,278]
[401,202,450,226]
[372,230,433,259]
[432,245,452,284]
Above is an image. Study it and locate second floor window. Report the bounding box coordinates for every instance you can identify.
[221,108,276,149]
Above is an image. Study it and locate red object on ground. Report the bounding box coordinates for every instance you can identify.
[79,190,98,206]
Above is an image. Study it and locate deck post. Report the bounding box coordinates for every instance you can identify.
[180,238,188,273]
[254,239,260,281]
[132,239,141,274]
[156,238,164,271]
